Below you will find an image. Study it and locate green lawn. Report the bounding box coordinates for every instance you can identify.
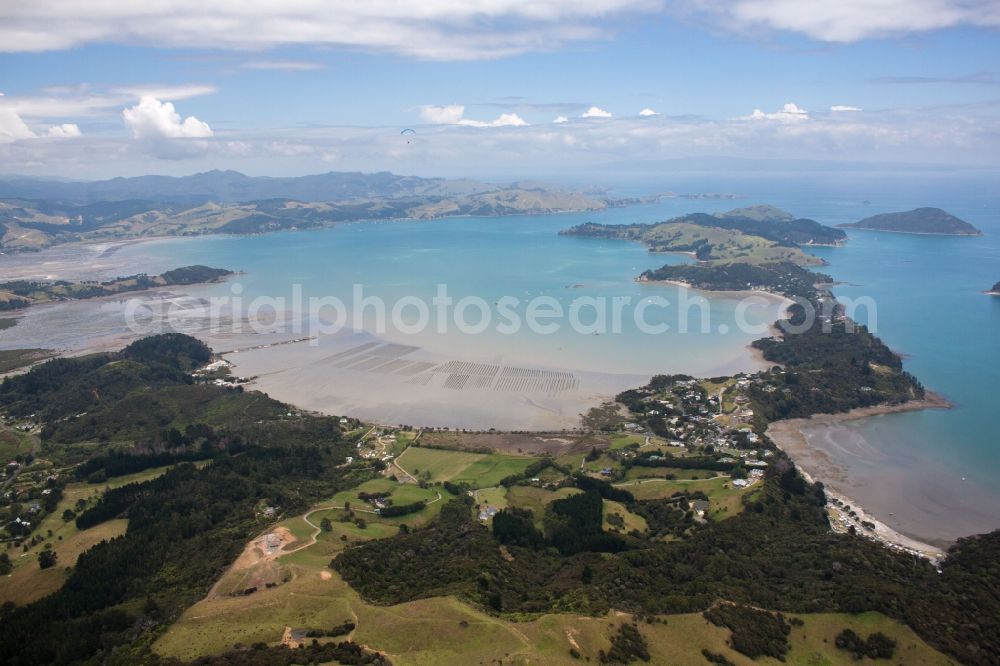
[473,486,508,522]
[395,446,540,488]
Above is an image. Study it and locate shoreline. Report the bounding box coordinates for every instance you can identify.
[767,392,953,560]
[839,227,982,237]
[639,278,796,314]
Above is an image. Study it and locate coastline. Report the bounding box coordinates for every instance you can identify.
[639,278,796,314]
[767,392,954,559]
[838,227,982,237]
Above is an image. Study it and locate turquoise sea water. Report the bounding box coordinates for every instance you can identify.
[111,202,788,378]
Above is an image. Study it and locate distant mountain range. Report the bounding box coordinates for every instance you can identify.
[839,207,982,236]
[0,170,509,204]
[0,170,618,251]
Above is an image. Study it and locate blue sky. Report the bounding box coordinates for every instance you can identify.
[1,1,999,179]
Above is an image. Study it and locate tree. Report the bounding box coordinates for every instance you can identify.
[62,509,76,522]
[38,548,57,570]
[0,552,11,575]
[319,517,332,532]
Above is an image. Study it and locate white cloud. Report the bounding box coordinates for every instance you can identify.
[639,108,659,116]
[242,60,325,71]
[46,123,82,138]
[0,97,82,143]
[420,105,528,127]
[746,102,809,122]
[581,106,613,118]
[553,115,570,123]
[0,84,216,120]
[0,108,37,143]
[0,1,665,60]
[122,97,213,139]
[421,105,468,125]
[5,100,1000,177]
[831,105,862,112]
[687,0,1000,42]
[111,84,217,102]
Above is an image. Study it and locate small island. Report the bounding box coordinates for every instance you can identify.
[988,281,1000,296]
[839,207,981,236]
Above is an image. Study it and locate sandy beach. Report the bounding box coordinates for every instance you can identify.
[767,393,1000,553]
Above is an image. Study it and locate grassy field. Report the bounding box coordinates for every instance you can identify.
[0,424,38,460]
[615,476,755,520]
[602,499,648,534]
[395,446,541,488]
[155,528,952,666]
[270,478,445,553]
[624,465,721,481]
[0,348,55,373]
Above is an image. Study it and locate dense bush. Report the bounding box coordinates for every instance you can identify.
[703,604,790,661]
[600,623,650,664]
[834,629,896,660]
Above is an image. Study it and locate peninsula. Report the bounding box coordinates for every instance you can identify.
[988,281,1000,295]
[0,265,232,311]
[839,207,981,236]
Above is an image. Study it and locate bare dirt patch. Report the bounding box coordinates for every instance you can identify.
[207,527,297,598]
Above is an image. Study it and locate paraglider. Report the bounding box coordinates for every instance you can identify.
[401,128,416,144]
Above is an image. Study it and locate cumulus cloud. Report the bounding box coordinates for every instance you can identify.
[420,105,528,127]
[0,108,37,143]
[0,96,82,143]
[686,0,1000,42]
[639,108,659,116]
[581,106,613,118]
[0,1,664,60]
[122,97,213,139]
[746,102,809,122]
[830,105,862,112]
[553,115,570,123]
[46,123,82,138]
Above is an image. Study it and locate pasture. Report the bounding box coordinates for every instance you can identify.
[394,446,541,488]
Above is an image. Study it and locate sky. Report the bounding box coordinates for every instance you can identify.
[1,0,999,180]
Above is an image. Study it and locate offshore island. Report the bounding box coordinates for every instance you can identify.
[838,207,982,236]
